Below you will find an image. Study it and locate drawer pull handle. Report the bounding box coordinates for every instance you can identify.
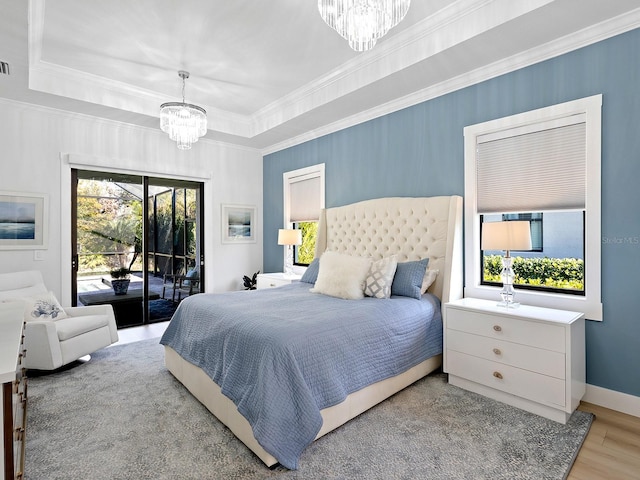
[493,371,503,380]
[493,325,502,332]
[269,283,276,287]
[493,348,502,355]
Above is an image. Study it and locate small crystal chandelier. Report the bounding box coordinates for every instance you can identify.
[160,71,207,150]
[318,0,411,51]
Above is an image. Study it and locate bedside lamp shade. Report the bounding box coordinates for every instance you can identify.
[482,221,532,253]
[278,229,302,246]
[482,221,532,308]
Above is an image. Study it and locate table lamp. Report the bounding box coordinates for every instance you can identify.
[482,221,532,308]
[278,228,302,277]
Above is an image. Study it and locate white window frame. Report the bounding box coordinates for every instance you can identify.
[463,95,602,320]
[283,163,325,274]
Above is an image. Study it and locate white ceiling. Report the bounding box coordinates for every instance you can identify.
[1,0,639,152]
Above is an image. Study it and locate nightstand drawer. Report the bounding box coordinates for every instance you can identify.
[447,330,566,379]
[447,308,565,352]
[257,277,290,289]
[447,350,566,407]
[256,273,301,289]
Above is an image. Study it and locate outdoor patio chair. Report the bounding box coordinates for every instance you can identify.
[162,269,200,303]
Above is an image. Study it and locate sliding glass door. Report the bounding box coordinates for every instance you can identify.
[146,178,204,322]
[72,170,204,327]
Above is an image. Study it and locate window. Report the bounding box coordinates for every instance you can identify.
[283,164,325,268]
[481,212,584,294]
[464,95,602,320]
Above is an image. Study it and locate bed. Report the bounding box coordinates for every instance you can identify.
[161,195,463,469]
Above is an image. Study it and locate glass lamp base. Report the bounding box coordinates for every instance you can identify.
[284,245,294,277]
[498,255,521,308]
[496,301,521,308]
[284,263,294,277]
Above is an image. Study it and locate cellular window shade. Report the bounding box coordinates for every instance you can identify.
[289,176,321,222]
[477,122,586,213]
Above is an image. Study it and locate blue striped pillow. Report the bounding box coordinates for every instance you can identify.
[300,257,320,284]
[391,258,429,299]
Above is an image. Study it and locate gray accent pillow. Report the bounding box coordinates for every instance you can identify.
[391,258,429,300]
[300,257,320,284]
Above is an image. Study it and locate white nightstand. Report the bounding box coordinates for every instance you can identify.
[256,272,302,289]
[443,297,585,424]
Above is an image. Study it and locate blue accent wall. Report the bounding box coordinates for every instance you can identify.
[264,28,640,397]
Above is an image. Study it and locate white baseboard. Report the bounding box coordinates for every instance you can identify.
[584,383,640,418]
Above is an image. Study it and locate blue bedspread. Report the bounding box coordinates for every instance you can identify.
[160,282,442,469]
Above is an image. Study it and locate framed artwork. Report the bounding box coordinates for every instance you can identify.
[0,191,49,249]
[221,204,256,244]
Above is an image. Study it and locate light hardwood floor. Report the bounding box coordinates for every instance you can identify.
[119,322,640,479]
[111,320,170,346]
[569,402,640,479]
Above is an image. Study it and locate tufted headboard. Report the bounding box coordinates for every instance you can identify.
[315,196,463,305]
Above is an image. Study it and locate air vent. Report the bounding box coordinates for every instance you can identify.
[0,61,10,75]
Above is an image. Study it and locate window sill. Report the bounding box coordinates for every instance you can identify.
[464,284,602,321]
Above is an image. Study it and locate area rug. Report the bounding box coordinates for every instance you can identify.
[26,339,592,480]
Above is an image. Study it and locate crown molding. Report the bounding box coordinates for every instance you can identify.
[262,7,640,155]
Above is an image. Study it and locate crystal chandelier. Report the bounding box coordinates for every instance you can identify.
[318,0,411,51]
[160,71,207,150]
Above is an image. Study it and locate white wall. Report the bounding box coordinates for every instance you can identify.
[0,99,263,302]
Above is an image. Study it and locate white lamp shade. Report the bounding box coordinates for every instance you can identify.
[278,229,302,246]
[482,221,532,251]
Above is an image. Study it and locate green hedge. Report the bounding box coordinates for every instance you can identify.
[297,221,318,264]
[483,255,584,291]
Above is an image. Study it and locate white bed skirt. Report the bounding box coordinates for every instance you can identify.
[164,346,442,467]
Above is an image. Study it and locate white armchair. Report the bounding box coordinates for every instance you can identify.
[0,270,118,370]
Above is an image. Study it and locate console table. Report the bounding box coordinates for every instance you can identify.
[78,290,160,328]
[1,302,27,480]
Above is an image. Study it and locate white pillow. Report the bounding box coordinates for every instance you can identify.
[310,251,372,300]
[421,269,439,293]
[20,291,68,322]
[364,255,398,299]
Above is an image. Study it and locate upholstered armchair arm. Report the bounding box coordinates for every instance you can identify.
[65,304,113,317]
[23,320,63,370]
[65,305,118,343]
